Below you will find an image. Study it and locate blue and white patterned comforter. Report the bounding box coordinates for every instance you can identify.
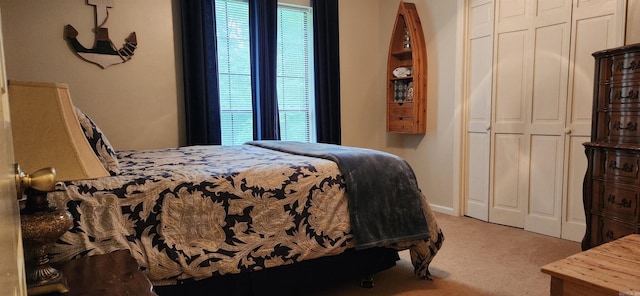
[47,144,443,286]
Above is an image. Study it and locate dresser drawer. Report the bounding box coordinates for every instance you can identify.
[612,51,640,81]
[608,82,640,109]
[602,150,640,183]
[592,215,638,246]
[596,111,640,143]
[388,117,415,132]
[593,181,639,219]
[388,103,414,118]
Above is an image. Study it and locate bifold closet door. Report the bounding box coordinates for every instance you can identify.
[464,0,625,240]
[561,0,626,241]
[465,0,495,222]
[521,0,572,238]
[489,0,535,229]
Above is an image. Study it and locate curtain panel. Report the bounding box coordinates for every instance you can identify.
[249,0,281,140]
[312,0,341,145]
[180,0,222,145]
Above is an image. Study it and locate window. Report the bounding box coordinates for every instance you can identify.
[215,0,315,145]
[215,0,252,145]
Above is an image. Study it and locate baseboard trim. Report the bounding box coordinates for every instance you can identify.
[429,204,457,216]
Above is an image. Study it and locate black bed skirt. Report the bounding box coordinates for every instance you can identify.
[154,247,400,296]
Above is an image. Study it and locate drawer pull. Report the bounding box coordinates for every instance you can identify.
[613,121,638,131]
[616,60,640,72]
[606,194,633,208]
[606,229,615,240]
[608,161,634,172]
[613,89,639,101]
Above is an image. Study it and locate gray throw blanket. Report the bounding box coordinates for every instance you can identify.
[245,141,430,249]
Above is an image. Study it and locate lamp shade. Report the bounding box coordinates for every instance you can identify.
[8,81,109,181]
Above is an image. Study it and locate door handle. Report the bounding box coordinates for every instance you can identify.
[15,164,56,200]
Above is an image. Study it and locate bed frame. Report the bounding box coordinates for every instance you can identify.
[155,247,400,295]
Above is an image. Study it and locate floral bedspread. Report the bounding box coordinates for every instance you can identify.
[47,145,443,286]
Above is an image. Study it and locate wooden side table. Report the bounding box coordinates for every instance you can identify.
[541,234,640,296]
[54,250,156,296]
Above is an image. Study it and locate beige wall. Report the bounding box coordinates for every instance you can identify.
[339,0,461,212]
[338,1,386,150]
[338,1,462,212]
[0,0,182,150]
[378,0,461,211]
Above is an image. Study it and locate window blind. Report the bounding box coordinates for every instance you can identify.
[216,0,253,145]
[215,0,315,145]
[277,4,316,143]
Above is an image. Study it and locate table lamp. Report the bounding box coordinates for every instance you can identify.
[8,81,109,295]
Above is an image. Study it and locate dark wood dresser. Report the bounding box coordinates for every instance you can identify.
[583,43,640,250]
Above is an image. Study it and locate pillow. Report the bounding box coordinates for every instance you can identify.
[74,107,120,176]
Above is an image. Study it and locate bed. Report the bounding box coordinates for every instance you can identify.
[46,108,444,294]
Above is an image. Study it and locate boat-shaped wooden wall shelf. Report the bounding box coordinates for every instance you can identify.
[386,1,427,134]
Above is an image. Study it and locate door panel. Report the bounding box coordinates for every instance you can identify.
[562,136,589,241]
[561,0,624,241]
[490,0,530,227]
[0,11,27,295]
[529,136,562,216]
[494,31,528,127]
[467,133,490,220]
[465,0,495,221]
[575,0,616,9]
[526,135,564,236]
[569,15,617,136]
[498,0,527,20]
[469,37,494,130]
[496,0,530,29]
[538,0,567,13]
[525,0,571,235]
[491,134,526,227]
[531,24,567,126]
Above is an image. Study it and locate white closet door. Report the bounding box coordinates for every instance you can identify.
[523,0,572,237]
[465,0,495,221]
[464,0,626,239]
[490,0,531,228]
[561,0,626,241]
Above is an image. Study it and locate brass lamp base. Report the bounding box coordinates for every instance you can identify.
[20,188,72,295]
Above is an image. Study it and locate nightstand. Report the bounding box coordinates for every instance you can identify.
[52,250,156,296]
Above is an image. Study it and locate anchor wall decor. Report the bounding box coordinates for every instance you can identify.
[65,0,137,69]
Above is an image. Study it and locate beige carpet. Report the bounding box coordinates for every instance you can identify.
[309,212,581,296]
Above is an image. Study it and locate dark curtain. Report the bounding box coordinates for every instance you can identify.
[312,0,341,144]
[249,0,280,140]
[180,0,221,145]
